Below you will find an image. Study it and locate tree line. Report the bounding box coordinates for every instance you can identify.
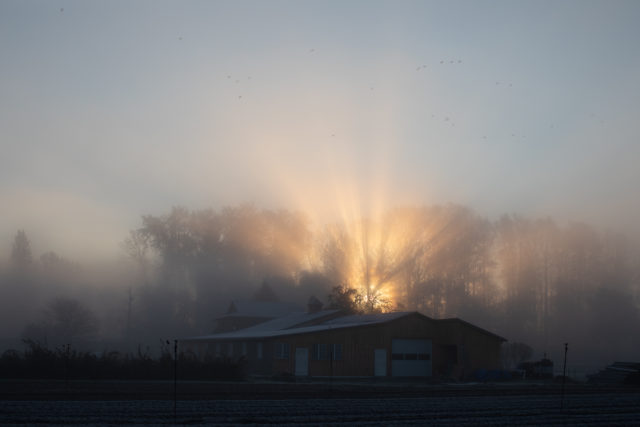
[1,203,639,369]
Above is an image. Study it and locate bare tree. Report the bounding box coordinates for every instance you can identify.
[23,297,99,350]
[11,230,33,274]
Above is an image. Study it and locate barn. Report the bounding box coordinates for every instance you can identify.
[181,308,506,379]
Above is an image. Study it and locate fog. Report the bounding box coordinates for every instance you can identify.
[1,1,640,372]
[1,205,639,373]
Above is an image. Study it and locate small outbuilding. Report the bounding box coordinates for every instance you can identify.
[182,310,505,379]
[213,300,303,333]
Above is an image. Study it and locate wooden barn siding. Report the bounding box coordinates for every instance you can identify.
[181,339,274,375]
[436,321,503,376]
[271,313,442,377]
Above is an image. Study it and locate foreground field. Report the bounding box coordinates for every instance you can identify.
[1,380,639,425]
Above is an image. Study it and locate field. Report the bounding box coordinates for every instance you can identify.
[1,380,639,425]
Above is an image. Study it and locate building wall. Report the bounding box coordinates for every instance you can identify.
[270,313,443,377]
[435,320,503,378]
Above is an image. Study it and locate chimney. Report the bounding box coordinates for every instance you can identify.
[307,296,323,313]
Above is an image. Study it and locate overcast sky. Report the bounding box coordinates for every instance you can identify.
[1,0,639,260]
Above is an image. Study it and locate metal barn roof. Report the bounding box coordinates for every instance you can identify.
[183,310,505,342]
[183,311,420,341]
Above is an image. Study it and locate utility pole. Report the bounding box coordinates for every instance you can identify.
[64,343,70,390]
[126,286,133,346]
[330,344,334,394]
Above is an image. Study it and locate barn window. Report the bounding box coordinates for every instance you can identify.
[275,342,290,359]
[313,344,343,360]
[392,352,430,361]
[331,344,343,361]
[256,342,263,359]
[313,344,329,360]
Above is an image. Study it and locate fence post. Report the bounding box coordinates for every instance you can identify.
[174,339,178,422]
[561,343,568,410]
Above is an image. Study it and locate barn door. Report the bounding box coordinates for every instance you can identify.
[391,339,432,377]
[374,348,387,376]
[295,347,309,376]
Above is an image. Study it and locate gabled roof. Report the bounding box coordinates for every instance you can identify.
[324,311,415,326]
[437,317,507,342]
[220,300,303,319]
[182,310,506,343]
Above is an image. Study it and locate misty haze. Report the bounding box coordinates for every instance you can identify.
[1,0,640,424]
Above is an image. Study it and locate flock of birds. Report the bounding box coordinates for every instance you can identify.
[56,6,583,143]
[215,47,530,142]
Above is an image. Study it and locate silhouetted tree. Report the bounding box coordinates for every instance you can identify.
[23,297,99,350]
[121,229,151,281]
[327,285,362,314]
[11,230,33,274]
[253,280,279,302]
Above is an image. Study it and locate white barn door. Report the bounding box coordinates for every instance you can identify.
[295,347,309,376]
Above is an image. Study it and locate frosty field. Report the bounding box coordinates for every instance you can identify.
[1,380,639,425]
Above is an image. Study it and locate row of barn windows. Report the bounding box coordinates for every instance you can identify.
[213,342,262,359]
[209,342,343,361]
[275,343,343,361]
[391,352,431,361]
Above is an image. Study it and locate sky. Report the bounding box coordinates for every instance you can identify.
[1,0,639,261]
